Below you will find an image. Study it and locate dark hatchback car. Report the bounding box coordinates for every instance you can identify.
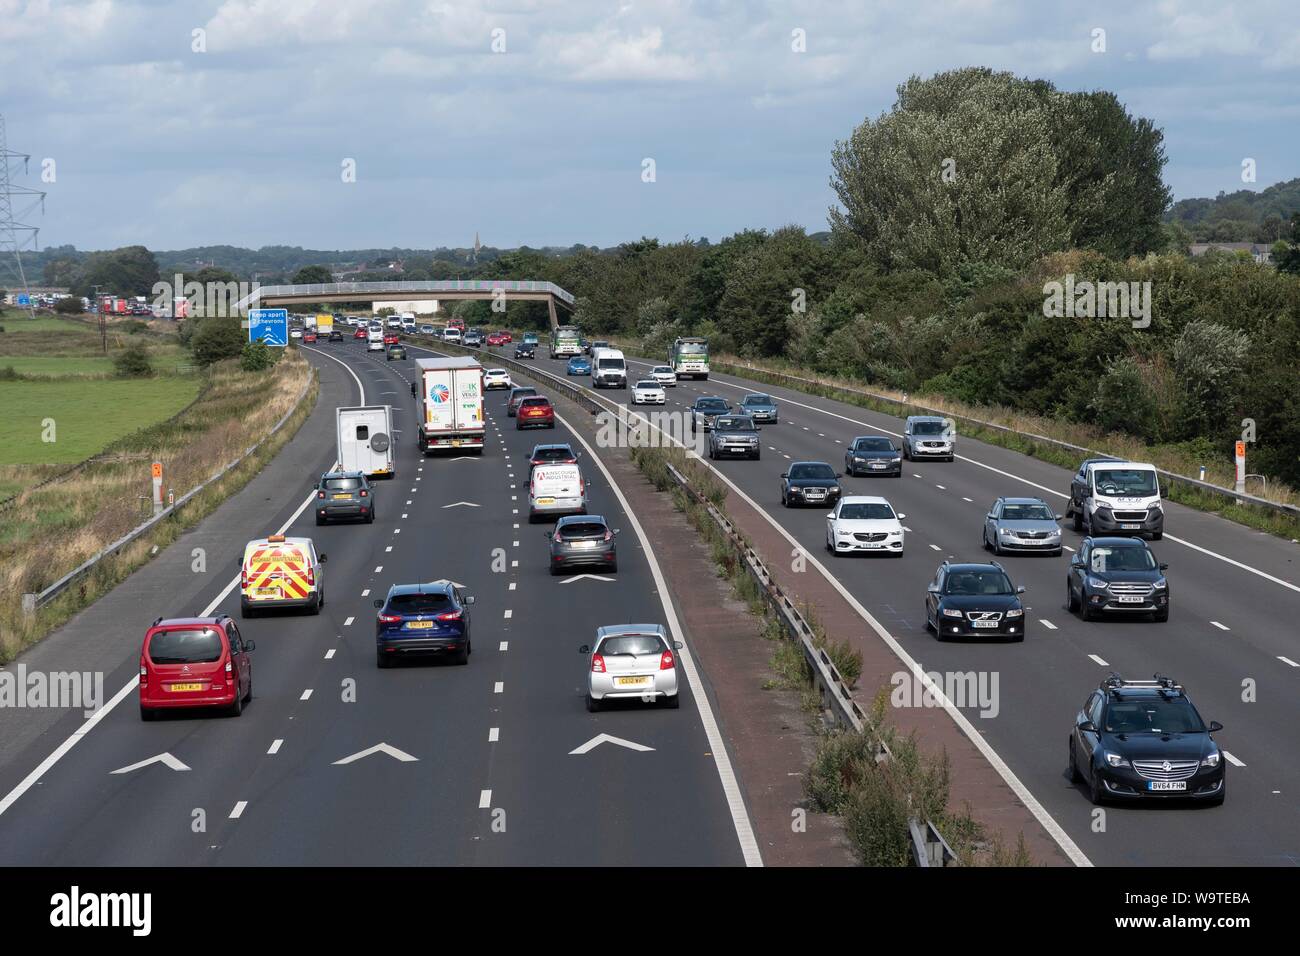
[844,435,902,477]
[780,461,842,507]
[1067,536,1169,622]
[514,344,536,360]
[1069,675,1224,805]
[529,443,579,471]
[328,329,344,342]
[507,386,538,416]
[374,581,474,668]
[924,561,1026,641]
[315,471,375,524]
[689,396,731,432]
[546,514,619,575]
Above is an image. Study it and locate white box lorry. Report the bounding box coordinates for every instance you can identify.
[337,405,396,478]
[416,357,485,454]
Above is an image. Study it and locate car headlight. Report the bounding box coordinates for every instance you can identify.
[889,530,903,538]
[788,486,801,494]
[1005,608,1023,618]
[999,527,1014,536]
[1154,579,1167,589]
[837,530,853,537]
[1201,753,1219,768]
[1105,752,1130,768]
[941,608,963,619]
[1086,577,1108,589]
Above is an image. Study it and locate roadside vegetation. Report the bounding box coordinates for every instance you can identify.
[0,305,314,662]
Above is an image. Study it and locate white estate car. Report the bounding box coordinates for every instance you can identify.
[483,368,512,390]
[825,496,906,557]
[630,380,666,405]
[649,365,677,387]
[580,624,683,711]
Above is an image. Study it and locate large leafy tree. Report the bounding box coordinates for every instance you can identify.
[69,245,160,297]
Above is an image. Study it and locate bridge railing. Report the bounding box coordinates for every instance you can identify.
[235,280,575,311]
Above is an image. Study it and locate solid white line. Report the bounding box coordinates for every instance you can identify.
[325,649,336,660]
[479,789,492,809]
[1040,619,1057,630]
[1088,654,1109,666]
[489,728,500,742]
[299,689,313,701]
[552,408,764,867]
[1279,656,1299,667]
[494,682,504,693]
[1210,621,1230,631]
[267,739,283,755]
[229,801,248,819]
[0,350,369,822]
[1223,751,1245,767]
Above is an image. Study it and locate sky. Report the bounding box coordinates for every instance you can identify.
[2,0,1298,252]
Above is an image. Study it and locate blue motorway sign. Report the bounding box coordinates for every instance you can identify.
[248,308,288,347]
[16,294,30,306]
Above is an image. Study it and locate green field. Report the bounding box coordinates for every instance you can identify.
[0,377,202,465]
[0,356,116,376]
[0,313,91,333]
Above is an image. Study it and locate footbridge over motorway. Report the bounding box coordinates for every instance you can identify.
[235,279,576,328]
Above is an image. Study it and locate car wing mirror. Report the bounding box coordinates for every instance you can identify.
[578,644,590,654]
[373,599,384,609]
[986,513,996,520]
[780,473,788,479]
[825,513,834,519]
[318,553,327,563]
[1208,720,1223,733]
[244,640,256,652]
[926,584,939,593]
[673,641,683,649]
[544,532,552,540]
[897,513,906,520]
[1016,585,1026,594]
[1078,720,1096,733]
[1158,563,1169,571]
[1054,514,1063,522]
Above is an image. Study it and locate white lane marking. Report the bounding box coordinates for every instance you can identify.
[935,484,946,490]
[479,790,492,809]
[508,582,516,590]
[1223,751,1245,767]
[325,649,336,660]
[494,682,504,693]
[1040,619,1057,630]
[300,689,313,701]
[374,566,383,573]
[1210,621,1230,631]
[499,641,508,651]
[229,801,248,819]
[385,546,392,553]
[361,589,370,597]
[393,528,401,534]
[1088,654,1109,666]
[1063,545,1075,552]
[401,513,408,519]
[912,473,922,479]
[597,399,1086,868]
[489,728,500,743]
[406,500,412,505]
[503,609,513,619]
[511,559,518,567]
[512,540,519,547]
[268,739,283,755]
[550,408,764,867]
[962,497,973,502]
[344,616,355,626]
[0,351,369,822]
[1279,656,1299,667]
[928,544,941,551]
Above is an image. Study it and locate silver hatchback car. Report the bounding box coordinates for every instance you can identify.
[579,624,682,711]
[983,496,1063,556]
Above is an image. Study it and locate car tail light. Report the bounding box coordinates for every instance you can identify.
[378,613,401,623]
[660,650,676,670]
[305,565,315,587]
[603,530,612,542]
[225,658,233,674]
[317,491,325,499]
[591,653,606,673]
[436,610,462,621]
[551,531,563,543]
[240,566,248,589]
[359,489,368,497]
[579,478,586,495]
[139,660,147,685]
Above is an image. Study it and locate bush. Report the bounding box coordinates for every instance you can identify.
[121,319,149,334]
[190,317,245,366]
[240,340,279,372]
[113,343,153,377]
[54,297,84,315]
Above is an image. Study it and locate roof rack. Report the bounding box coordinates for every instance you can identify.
[1101,673,1185,696]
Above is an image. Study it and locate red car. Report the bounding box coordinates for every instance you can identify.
[516,396,555,430]
[303,331,317,343]
[383,332,400,346]
[354,327,368,340]
[485,331,507,347]
[139,616,255,720]
[498,331,513,343]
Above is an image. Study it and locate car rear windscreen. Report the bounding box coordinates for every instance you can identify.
[388,593,453,614]
[519,398,550,408]
[599,634,666,656]
[149,628,224,664]
[559,522,607,537]
[323,477,363,491]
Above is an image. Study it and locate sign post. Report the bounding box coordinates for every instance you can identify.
[152,462,164,516]
[247,308,288,347]
[1234,441,1246,495]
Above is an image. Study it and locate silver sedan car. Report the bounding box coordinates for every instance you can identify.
[983,496,1064,556]
[580,624,682,711]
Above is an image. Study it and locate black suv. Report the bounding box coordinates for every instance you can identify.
[690,396,731,432]
[1069,675,1225,805]
[1067,536,1169,622]
[780,462,841,507]
[924,561,1026,640]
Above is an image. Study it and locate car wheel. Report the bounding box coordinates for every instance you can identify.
[367,508,375,524]
[923,607,934,632]
[991,535,1002,556]
[1072,509,1083,533]
[315,514,324,526]
[981,527,990,551]
[140,705,156,722]
[376,650,390,669]
[241,603,255,619]
[550,563,562,576]
[665,693,680,709]
[586,694,601,713]
[1068,737,1081,783]
[1088,767,1105,805]
[455,643,469,665]
[1153,609,1169,622]
[227,689,243,717]
[1207,785,1225,807]
[753,450,760,460]
[1052,548,1063,557]
[607,561,618,574]
[1066,581,1080,612]
[308,594,321,616]
[1152,532,1163,541]
[1080,598,1096,622]
[902,445,910,461]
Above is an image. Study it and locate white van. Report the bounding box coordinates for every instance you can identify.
[591,347,627,389]
[528,463,586,522]
[337,405,395,478]
[443,327,463,343]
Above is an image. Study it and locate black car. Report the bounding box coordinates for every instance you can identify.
[690,396,732,432]
[1067,536,1169,621]
[780,461,841,507]
[373,580,473,667]
[529,443,579,471]
[514,344,536,360]
[924,560,1026,640]
[315,471,375,524]
[1069,674,1225,805]
[546,514,619,575]
[328,329,344,342]
[844,435,902,477]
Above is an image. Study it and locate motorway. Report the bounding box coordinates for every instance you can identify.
[0,342,752,866]
[480,343,1300,867]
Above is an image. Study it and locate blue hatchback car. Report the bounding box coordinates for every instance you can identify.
[567,356,592,376]
[373,580,474,668]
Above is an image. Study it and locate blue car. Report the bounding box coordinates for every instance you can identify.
[373,580,474,668]
[567,356,592,376]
